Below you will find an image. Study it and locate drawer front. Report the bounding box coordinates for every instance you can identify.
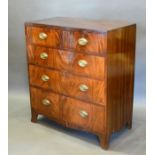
[62,97,105,133]
[27,45,106,79]
[63,31,107,54]
[29,65,62,92]
[29,65,106,105]
[26,26,61,47]
[30,87,60,120]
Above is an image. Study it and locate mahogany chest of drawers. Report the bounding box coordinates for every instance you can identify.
[25,17,136,149]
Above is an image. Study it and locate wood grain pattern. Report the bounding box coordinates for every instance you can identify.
[25,18,136,150]
[26,26,61,48]
[62,31,107,54]
[26,25,107,54]
[62,97,105,133]
[30,86,105,133]
[30,87,60,121]
[106,25,136,137]
[25,17,135,32]
[29,65,106,106]
[27,44,106,79]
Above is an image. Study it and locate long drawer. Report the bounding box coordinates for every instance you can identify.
[29,65,106,106]
[30,87,105,133]
[27,45,106,79]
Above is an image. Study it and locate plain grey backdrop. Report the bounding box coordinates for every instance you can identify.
[8,0,146,154]
[8,0,146,103]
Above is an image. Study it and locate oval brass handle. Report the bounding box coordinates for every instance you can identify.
[78,60,88,67]
[40,52,48,59]
[41,75,50,82]
[42,99,51,106]
[78,37,88,46]
[39,32,48,40]
[79,84,89,92]
[79,110,88,118]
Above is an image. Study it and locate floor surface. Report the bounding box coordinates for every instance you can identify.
[9,94,146,155]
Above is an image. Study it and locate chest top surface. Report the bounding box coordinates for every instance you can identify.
[25,17,135,32]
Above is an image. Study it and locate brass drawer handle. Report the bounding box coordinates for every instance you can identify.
[41,75,50,82]
[79,110,88,118]
[78,60,88,67]
[39,32,48,40]
[40,52,48,59]
[79,84,89,92]
[42,99,51,106]
[78,37,88,46]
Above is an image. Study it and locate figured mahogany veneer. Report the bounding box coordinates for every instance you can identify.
[62,97,105,133]
[25,17,136,149]
[27,45,106,79]
[26,27,61,48]
[29,65,106,105]
[30,87,105,133]
[26,25,107,55]
[62,31,107,54]
[30,87,60,121]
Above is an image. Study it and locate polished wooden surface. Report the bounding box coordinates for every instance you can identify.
[29,65,106,105]
[62,31,107,54]
[30,87,105,133]
[25,18,136,149]
[26,26,107,54]
[62,97,105,133]
[30,87,60,121]
[26,26,61,48]
[25,17,135,32]
[106,25,136,134]
[27,45,106,79]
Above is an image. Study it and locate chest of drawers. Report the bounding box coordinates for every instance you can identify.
[25,17,136,149]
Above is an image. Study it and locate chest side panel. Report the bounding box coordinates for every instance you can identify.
[107,25,136,133]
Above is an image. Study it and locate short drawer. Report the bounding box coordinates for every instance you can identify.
[29,65,106,105]
[27,45,106,79]
[30,87,60,120]
[62,97,105,133]
[26,26,61,47]
[63,31,107,54]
